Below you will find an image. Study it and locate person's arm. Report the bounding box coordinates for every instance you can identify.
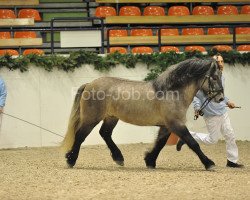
[221,75,235,109]
[193,92,202,112]
[0,80,7,113]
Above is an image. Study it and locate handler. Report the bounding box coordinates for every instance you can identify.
[0,76,7,132]
[176,53,244,168]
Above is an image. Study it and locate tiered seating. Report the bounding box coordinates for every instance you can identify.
[0,32,11,39]
[0,9,16,18]
[0,49,19,56]
[100,0,250,53]
[160,46,179,53]
[130,29,153,36]
[119,6,141,16]
[131,46,153,54]
[95,6,116,17]
[18,9,42,21]
[143,6,165,16]
[192,6,214,15]
[109,47,127,54]
[212,45,233,51]
[0,3,42,54]
[241,5,250,14]
[207,28,230,35]
[185,46,206,52]
[237,45,250,51]
[168,6,190,16]
[217,5,238,15]
[23,49,44,55]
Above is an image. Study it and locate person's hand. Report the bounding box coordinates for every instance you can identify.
[194,110,200,119]
[227,101,236,109]
[0,107,3,113]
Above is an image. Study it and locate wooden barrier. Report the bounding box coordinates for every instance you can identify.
[0,18,34,27]
[0,0,39,6]
[109,34,250,45]
[106,15,250,24]
[96,0,250,3]
[0,38,43,47]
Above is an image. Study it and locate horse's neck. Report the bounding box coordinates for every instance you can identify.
[182,82,200,107]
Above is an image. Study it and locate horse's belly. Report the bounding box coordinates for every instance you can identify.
[108,102,164,126]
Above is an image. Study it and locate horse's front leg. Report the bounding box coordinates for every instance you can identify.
[144,126,170,168]
[170,122,215,170]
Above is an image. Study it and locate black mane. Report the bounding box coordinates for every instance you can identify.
[153,58,215,92]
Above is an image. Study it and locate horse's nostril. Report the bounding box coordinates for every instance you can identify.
[219,98,224,102]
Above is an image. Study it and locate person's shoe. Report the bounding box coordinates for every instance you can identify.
[226,160,244,168]
[176,139,185,151]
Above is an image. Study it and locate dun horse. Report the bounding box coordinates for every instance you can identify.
[61,58,224,170]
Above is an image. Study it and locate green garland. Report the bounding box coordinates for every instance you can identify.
[0,50,249,81]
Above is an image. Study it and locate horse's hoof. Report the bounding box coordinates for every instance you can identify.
[67,163,74,168]
[114,160,124,166]
[206,164,215,171]
[146,165,156,169]
[205,159,215,171]
[65,152,76,168]
[144,152,156,169]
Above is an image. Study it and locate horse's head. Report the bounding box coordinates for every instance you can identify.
[201,60,224,103]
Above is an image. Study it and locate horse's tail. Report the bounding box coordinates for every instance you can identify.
[61,84,87,153]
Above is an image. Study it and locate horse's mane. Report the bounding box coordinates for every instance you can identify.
[153,58,215,92]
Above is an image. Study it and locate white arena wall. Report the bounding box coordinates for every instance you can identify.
[0,63,249,148]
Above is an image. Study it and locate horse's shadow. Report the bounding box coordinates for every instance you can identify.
[69,165,216,173]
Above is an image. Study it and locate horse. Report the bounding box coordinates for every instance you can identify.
[61,58,224,170]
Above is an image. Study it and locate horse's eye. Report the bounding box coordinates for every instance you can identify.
[213,77,217,81]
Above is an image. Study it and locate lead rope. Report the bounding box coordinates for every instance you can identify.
[2,112,64,138]
[194,91,221,120]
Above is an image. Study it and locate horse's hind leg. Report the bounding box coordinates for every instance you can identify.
[144,126,171,168]
[99,117,124,166]
[170,122,215,170]
[66,122,99,168]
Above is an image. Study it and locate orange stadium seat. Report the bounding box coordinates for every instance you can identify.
[182,28,204,35]
[0,9,16,19]
[192,6,214,15]
[131,46,153,54]
[168,6,190,16]
[109,29,128,37]
[212,45,232,51]
[241,5,250,14]
[130,29,153,36]
[236,27,250,34]
[109,47,127,54]
[160,46,180,53]
[159,28,179,36]
[119,6,141,16]
[95,6,116,18]
[185,46,206,52]
[18,9,41,21]
[237,45,250,51]
[14,31,37,38]
[0,49,19,56]
[217,5,238,15]
[23,49,44,55]
[207,28,230,35]
[0,32,11,39]
[143,6,165,16]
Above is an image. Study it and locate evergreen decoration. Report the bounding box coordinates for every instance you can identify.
[0,50,249,81]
